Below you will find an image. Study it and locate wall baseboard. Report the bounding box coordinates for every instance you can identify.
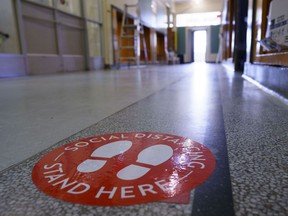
[27,55,62,75]
[90,57,104,70]
[0,54,105,78]
[0,54,26,78]
[244,63,288,99]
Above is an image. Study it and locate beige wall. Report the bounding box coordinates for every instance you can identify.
[57,0,81,16]
[87,22,102,57]
[85,0,102,22]
[84,0,102,57]
[0,1,20,53]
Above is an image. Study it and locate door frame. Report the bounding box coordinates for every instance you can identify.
[186,26,209,63]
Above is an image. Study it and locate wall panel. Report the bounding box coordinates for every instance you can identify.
[23,18,57,54]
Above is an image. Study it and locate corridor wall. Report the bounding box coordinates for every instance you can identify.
[0,1,24,77]
[103,0,172,67]
[0,0,103,77]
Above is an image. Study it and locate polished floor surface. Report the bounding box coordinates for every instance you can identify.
[0,63,287,216]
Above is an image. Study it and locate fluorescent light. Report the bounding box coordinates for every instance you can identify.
[176,12,221,27]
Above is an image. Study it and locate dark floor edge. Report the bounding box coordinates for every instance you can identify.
[191,67,235,216]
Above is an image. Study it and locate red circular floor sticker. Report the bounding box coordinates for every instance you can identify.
[32,132,216,206]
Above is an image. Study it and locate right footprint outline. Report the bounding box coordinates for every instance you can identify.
[116,144,173,180]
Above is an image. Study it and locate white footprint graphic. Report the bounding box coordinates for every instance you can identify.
[77,140,132,173]
[117,144,173,180]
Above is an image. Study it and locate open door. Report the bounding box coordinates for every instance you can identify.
[156,32,166,63]
[140,25,151,63]
[193,30,207,62]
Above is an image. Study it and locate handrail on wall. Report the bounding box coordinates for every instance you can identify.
[0,31,9,47]
[0,31,9,39]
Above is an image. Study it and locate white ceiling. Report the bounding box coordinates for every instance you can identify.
[173,0,193,2]
[173,0,224,14]
[173,0,221,2]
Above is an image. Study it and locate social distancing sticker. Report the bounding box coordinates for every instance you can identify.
[32,132,216,206]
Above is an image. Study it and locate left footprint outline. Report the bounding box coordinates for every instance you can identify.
[77,140,132,173]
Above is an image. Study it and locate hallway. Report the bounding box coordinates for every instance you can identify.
[0,63,287,215]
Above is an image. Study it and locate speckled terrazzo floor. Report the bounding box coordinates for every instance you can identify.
[219,71,288,216]
[0,63,287,216]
